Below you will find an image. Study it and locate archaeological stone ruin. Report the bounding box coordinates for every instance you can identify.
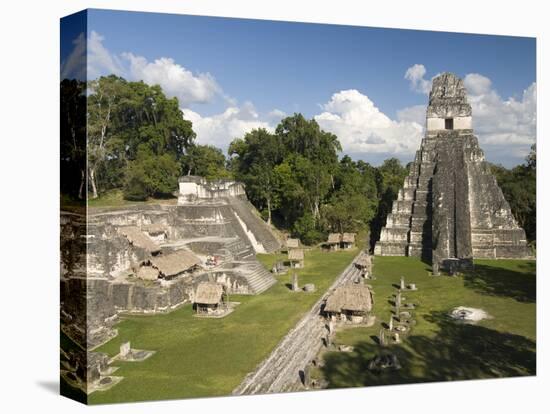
[374,72,530,270]
[60,176,281,392]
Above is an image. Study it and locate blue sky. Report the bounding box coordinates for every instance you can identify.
[61,9,537,167]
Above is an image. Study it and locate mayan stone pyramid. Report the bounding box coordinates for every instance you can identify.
[374,72,530,270]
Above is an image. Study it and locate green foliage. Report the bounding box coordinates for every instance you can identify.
[86,76,195,199]
[490,144,536,242]
[181,144,232,179]
[123,150,181,200]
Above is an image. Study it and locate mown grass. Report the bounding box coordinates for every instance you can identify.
[89,247,358,404]
[317,257,536,388]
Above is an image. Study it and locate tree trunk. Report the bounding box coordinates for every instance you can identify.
[89,167,98,199]
[78,169,85,199]
[267,197,272,225]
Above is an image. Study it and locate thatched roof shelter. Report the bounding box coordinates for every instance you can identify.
[327,233,341,244]
[325,284,373,314]
[141,223,167,235]
[118,226,160,253]
[286,238,300,249]
[150,249,201,278]
[288,249,304,262]
[342,233,356,243]
[195,282,223,305]
[137,266,159,281]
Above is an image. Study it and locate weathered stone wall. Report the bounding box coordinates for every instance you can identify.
[375,72,531,265]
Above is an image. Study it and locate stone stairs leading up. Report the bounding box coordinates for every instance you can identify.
[237,262,277,294]
[224,238,255,261]
[226,196,281,253]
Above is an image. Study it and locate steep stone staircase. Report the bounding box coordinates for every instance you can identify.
[236,261,277,294]
[227,196,281,253]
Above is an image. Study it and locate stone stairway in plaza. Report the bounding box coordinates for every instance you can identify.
[227,196,281,253]
[233,251,368,395]
[235,261,277,294]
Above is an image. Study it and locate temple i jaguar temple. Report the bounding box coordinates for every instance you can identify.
[374,72,531,271]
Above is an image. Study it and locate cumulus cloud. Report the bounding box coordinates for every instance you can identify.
[122,53,221,105]
[401,65,536,166]
[314,89,423,159]
[88,31,126,80]
[464,74,536,150]
[80,31,223,106]
[61,32,87,80]
[182,102,273,150]
[404,64,432,94]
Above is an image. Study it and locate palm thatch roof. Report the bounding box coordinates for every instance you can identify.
[327,233,341,244]
[288,248,304,262]
[325,284,373,313]
[342,233,356,243]
[137,266,159,281]
[195,282,223,305]
[150,249,201,277]
[118,226,160,253]
[286,238,300,249]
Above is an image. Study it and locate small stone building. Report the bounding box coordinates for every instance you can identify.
[118,226,161,255]
[288,248,305,268]
[150,249,201,280]
[194,282,224,315]
[341,233,356,249]
[326,233,341,251]
[324,284,373,323]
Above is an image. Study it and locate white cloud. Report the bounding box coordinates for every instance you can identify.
[61,32,87,80]
[182,102,273,150]
[464,74,536,150]
[402,65,536,165]
[88,31,125,80]
[397,104,425,125]
[122,53,221,105]
[81,31,223,106]
[314,89,423,158]
[404,64,432,94]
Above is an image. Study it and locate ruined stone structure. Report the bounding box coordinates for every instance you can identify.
[60,177,281,370]
[375,73,530,269]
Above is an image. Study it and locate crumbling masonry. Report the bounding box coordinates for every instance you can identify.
[374,73,530,269]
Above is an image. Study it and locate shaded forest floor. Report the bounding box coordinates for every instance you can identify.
[312,257,536,388]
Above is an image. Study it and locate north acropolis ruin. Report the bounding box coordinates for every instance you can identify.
[374,72,530,270]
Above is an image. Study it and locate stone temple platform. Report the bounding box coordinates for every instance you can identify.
[374,72,531,269]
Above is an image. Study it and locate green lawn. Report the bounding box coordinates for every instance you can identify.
[316,257,536,388]
[89,247,358,404]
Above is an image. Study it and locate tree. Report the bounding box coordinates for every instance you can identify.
[182,144,231,179]
[60,79,87,199]
[87,75,125,198]
[229,129,283,225]
[123,149,181,200]
[86,76,196,199]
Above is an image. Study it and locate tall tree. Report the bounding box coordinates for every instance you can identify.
[229,128,283,224]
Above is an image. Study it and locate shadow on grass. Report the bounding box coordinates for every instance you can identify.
[463,263,536,303]
[321,310,536,388]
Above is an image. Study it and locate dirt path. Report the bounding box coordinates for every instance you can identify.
[233,250,369,395]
